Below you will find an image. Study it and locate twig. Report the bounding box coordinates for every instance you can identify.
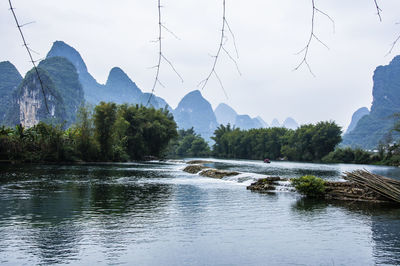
[294,0,334,76]
[373,0,382,22]
[371,0,400,56]
[198,0,240,96]
[8,0,49,113]
[386,33,400,56]
[147,0,183,106]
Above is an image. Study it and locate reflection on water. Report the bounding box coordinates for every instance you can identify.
[292,198,400,265]
[0,160,400,265]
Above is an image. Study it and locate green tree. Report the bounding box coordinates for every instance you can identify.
[167,127,210,158]
[74,105,98,161]
[94,102,117,160]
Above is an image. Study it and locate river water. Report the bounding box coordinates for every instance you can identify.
[0,159,400,265]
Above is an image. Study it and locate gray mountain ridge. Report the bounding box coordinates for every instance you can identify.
[1,40,299,139]
[342,55,400,149]
[345,107,370,134]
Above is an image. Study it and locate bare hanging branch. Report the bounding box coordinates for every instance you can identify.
[8,0,49,113]
[370,1,400,56]
[147,0,183,106]
[373,0,382,22]
[198,0,240,96]
[294,0,334,76]
[387,33,400,55]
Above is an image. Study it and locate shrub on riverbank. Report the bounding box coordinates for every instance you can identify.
[291,175,326,198]
[322,147,377,164]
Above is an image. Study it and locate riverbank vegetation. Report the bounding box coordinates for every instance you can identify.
[0,102,177,162]
[291,175,326,198]
[322,143,400,166]
[212,121,342,162]
[3,104,400,166]
[167,128,211,158]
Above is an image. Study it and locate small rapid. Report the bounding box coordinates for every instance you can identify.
[221,172,295,192]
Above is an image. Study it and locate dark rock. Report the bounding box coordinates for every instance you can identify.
[186,160,213,165]
[199,169,239,179]
[247,176,282,191]
[183,164,210,174]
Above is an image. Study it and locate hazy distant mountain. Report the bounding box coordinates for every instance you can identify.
[342,56,400,149]
[271,119,280,127]
[46,40,171,110]
[173,90,218,141]
[0,61,22,125]
[46,40,104,104]
[215,103,237,126]
[105,67,141,103]
[283,117,299,130]
[214,103,267,130]
[38,57,85,126]
[235,115,263,130]
[255,116,268,128]
[345,107,370,134]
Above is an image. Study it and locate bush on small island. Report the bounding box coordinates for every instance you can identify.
[291,175,326,198]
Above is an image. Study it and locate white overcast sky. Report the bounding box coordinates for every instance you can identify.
[1,0,400,130]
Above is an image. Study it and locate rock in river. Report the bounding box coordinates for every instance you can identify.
[199,169,239,179]
[183,164,210,174]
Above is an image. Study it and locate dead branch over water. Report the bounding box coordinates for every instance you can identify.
[198,0,240,98]
[8,0,49,113]
[294,0,334,76]
[147,0,183,106]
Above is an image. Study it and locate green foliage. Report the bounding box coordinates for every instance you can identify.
[0,103,177,163]
[73,105,99,161]
[281,121,342,161]
[291,175,326,198]
[168,128,210,158]
[94,102,117,160]
[0,122,75,162]
[211,121,342,162]
[322,147,376,164]
[116,104,177,160]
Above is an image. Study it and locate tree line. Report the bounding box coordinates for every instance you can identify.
[212,121,342,162]
[0,102,177,162]
[4,106,399,166]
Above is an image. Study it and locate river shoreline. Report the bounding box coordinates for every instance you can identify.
[182,159,397,203]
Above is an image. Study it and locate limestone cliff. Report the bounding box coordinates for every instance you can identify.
[0,61,22,125]
[7,68,66,128]
[342,56,400,149]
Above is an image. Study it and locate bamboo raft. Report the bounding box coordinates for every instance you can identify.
[343,170,400,203]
